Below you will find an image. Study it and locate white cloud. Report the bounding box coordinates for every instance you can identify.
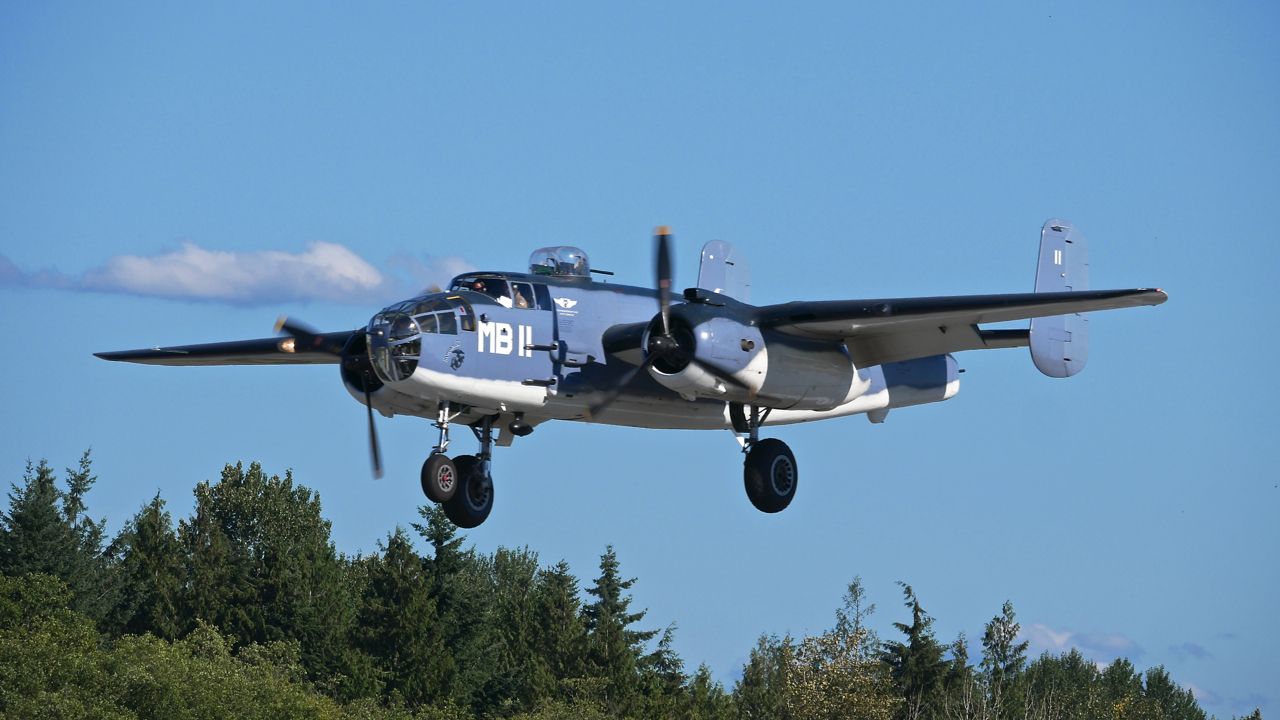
[1020,623,1144,664]
[1,242,475,306]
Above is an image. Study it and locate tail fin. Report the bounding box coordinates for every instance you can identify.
[1030,219,1090,377]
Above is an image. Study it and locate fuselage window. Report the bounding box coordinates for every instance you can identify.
[417,314,438,334]
[533,283,552,310]
[511,282,534,309]
[437,312,457,334]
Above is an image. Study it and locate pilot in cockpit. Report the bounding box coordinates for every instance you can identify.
[470,279,513,308]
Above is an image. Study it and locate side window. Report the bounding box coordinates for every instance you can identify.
[437,312,457,335]
[456,305,475,332]
[417,314,438,334]
[533,283,552,311]
[511,282,534,309]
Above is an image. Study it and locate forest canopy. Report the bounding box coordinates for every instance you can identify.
[0,452,1243,720]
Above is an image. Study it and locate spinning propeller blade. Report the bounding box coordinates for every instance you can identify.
[656,226,673,337]
[277,316,384,479]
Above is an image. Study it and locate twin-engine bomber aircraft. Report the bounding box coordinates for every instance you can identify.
[98,221,1166,528]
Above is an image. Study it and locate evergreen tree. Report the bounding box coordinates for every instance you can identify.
[735,634,792,720]
[582,545,657,716]
[415,504,492,710]
[480,546,545,714]
[110,493,182,639]
[0,453,112,623]
[883,582,946,720]
[358,528,446,707]
[980,600,1029,720]
[638,625,689,717]
[532,559,588,697]
[688,663,735,720]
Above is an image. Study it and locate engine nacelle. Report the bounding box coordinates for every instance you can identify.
[644,309,869,410]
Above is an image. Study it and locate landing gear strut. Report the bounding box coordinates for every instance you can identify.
[419,403,496,528]
[733,403,798,513]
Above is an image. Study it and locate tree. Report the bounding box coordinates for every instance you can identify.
[110,492,182,639]
[735,634,792,720]
[177,462,359,688]
[883,582,946,720]
[358,528,446,707]
[782,577,899,720]
[980,600,1028,720]
[0,452,112,623]
[582,545,658,715]
[532,560,588,697]
[414,504,494,710]
[687,663,734,720]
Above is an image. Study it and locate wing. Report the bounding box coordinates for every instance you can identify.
[755,288,1166,368]
[95,331,356,366]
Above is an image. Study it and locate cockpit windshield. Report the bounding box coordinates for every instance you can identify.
[529,246,590,277]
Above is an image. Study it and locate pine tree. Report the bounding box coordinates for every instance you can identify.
[110,493,182,639]
[414,504,490,709]
[883,582,946,720]
[0,453,112,623]
[358,528,446,707]
[532,559,588,696]
[735,634,792,720]
[582,545,657,715]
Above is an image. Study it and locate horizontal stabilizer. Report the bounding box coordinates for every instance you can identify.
[1031,219,1089,377]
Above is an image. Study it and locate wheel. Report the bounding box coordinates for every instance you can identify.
[421,452,458,503]
[743,438,798,513]
[443,454,494,528]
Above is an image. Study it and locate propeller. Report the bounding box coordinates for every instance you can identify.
[588,227,694,418]
[276,316,384,479]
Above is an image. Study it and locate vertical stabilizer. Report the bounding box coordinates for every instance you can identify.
[697,240,751,301]
[1031,219,1090,377]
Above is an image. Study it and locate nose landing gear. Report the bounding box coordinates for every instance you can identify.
[733,403,798,513]
[419,403,497,528]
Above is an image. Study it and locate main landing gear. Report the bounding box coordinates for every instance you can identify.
[419,403,496,528]
[732,403,798,513]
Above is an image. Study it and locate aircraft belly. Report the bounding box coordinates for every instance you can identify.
[399,364,549,412]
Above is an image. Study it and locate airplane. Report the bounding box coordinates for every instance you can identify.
[97,220,1166,528]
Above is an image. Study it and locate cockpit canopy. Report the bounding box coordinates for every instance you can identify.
[529,246,590,277]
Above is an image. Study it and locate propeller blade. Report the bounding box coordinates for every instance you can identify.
[586,356,656,419]
[655,226,672,337]
[363,374,384,479]
[275,316,343,355]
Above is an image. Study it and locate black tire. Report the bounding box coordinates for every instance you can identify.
[443,455,493,528]
[743,438,798,513]
[421,453,458,503]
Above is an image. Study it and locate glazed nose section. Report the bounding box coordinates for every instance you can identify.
[367,312,421,382]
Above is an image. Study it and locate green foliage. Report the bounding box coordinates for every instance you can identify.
[980,599,1030,719]
[1,454,1220,720]
[883,582,946,720]
[177,462,358,688]
[1,452,114,623]
[735,634,792,720]
[109,493,182,640]
[582,544,658,716]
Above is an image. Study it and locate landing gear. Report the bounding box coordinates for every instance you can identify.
[744,439,797,513]
[733,402,798,513]
[421,453,457,503]
[420,403,497,528]
[444,454,493,529]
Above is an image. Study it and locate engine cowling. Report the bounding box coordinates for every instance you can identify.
[644,305,869,410]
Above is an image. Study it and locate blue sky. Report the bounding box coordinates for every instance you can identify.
[2,2,1276,714]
